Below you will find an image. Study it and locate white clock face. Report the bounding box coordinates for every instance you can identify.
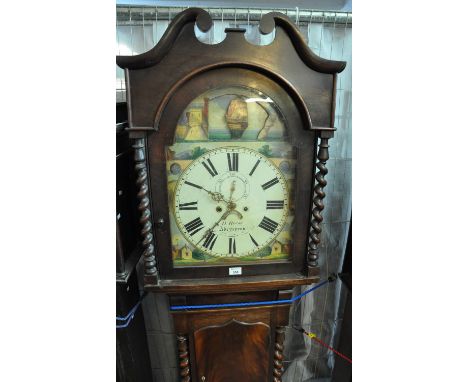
[174,147,289,257]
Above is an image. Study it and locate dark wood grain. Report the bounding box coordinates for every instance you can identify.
[183,291,278,305]
[172,304,289,335]
[259,12,346,74]
[117,8,212,70]
[117,8,345,74]
[147,273,319,294]
[171,301,292,381]
[194,320,270,382]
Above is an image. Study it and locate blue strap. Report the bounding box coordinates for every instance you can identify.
[116,275,336,328]
[170,278,332,311]
[116,292,147,329]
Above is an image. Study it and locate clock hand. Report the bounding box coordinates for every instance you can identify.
[224,179,237,210]
[201,187,224,202]
[196,209,231,245]
[198,186,233,204]
[195,208,243,246]
[195,181,243,246]
[229,180,236,201]
[199,185,234,206]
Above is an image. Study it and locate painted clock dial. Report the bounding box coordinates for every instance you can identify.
[165,85,296,267]
[174,146,289,258]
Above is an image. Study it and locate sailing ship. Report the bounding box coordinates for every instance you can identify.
[225,97,248,138]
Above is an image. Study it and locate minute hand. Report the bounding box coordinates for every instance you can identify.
[196,209,243,246]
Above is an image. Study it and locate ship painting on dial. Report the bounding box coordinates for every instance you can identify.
[174,86,287,142]
[167,86,297,266]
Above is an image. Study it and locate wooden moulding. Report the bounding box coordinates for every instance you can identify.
[258,12,346,73]
[145,273,320,294]
[116,8,346,74]
[172,304,291,331]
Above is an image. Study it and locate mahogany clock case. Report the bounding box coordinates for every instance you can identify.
[117,8,346,286]
[116,8,347,382]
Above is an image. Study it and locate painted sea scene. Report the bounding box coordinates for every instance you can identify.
[174,86,287,142]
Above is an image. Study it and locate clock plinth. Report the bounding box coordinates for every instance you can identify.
[117,7,345,382]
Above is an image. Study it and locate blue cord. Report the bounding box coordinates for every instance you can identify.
[170,278,331,311]
[116,276,336,328]
[116,292,147,329]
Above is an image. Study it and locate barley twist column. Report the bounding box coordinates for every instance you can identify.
[177,335,191,382]
[308,135,330,268]
[133,138,159,279]
[273,326,285,382]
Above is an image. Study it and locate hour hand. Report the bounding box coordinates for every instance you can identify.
[201,188,230,204]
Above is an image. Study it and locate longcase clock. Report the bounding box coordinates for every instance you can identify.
[117,8,346,382]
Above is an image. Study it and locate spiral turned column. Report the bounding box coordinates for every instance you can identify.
[273,326,285,382]
[308,136,330,268]
[133,138,159,279]
[177,335,191,382]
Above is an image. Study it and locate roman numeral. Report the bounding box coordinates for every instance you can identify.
[185,181,202,189]
[261,177,279,190]
[266,200,284,209]
[249,159,260,176]
[179,201,198,211]
[201,158,218,177]
[259,216,279,233]
[227,153,239,172]
[229,237,236,254]
[184,217,204,236]
[249,234,259,247]
[202,231,218,250]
